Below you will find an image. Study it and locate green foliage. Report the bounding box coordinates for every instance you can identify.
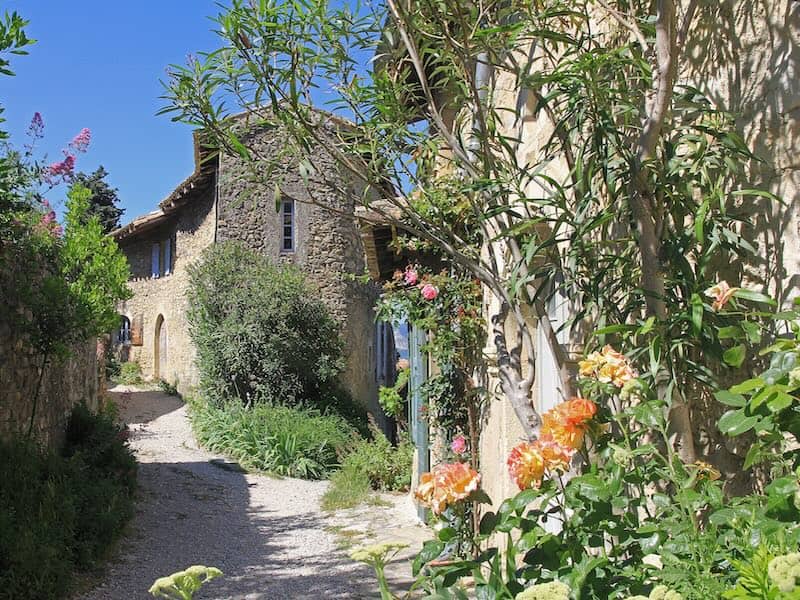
[186,242,347,410]
[0,403,136,599]
[322,426,413,510]
[70,166,125,234]
[61,184,132,338]
[321,464,372,511]
[379,367,409,419]
[188,397,357,479]
[149,565,223,600]
[115,361,144,386]
[716,314,800,473]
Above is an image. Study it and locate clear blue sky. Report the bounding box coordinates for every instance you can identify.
[0,1,223,223]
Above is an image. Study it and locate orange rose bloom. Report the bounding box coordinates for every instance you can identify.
[508,441,545,490]
[414,462,481,515]
[508,438,574,490]
[579,345,636,387]
[540,398,597,450]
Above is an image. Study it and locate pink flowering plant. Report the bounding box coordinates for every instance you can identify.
[0,100,130,437]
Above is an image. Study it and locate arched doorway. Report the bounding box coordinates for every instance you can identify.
[154,314,167,379]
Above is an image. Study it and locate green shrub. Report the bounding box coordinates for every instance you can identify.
[322,427,413,510]
[0,403,136,599]
[115,361,143,385]
[188,397,357,479]
[186,242,346,409]
[343,426,413,491]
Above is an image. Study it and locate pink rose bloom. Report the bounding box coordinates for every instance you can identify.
[451,435,467,455]
[421,284,438,300]
[404,268,418,286]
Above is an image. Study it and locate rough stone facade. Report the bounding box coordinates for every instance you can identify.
[0,323,98,449]
[114,121,379,412]
[115,185,216,392]
[216,122,379,409]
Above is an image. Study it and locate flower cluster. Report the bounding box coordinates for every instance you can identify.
[44,127,91,186]
[625,585,682,600]
[579,345,636,388]
[704,280,738,312]
[508,398,597,490]
[349,541,409,566]
[515,581,570,600]
[768,552,800,593]
[396,265,439,301]
[148,565,222,599]
[414,462,481,515]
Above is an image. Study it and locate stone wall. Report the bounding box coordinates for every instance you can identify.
[216,121,380,411]
[0,324,98,449]
[116,184,216,392]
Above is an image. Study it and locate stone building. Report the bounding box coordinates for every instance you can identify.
[112,118,380,410]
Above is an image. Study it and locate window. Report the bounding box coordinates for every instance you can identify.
[151,243,160,278]
[281,199,294,253]
[118,315,131,344]
[151,236,175,278]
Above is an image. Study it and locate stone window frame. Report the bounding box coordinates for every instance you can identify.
[281,198,295,254]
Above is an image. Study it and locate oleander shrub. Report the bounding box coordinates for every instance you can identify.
[188,397,357,479]
[0,403,136,599]
[186,242,346,410]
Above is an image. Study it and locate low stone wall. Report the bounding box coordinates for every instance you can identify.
[0,325,98,449]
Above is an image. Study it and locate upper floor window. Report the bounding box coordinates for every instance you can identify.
[151,236,175,278]
[281,199,294,253]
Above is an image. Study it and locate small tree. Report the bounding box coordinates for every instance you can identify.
[70,166,124,234]
[186,242,346,408]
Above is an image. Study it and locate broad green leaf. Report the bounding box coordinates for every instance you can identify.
[714,390,746,407]
[723,345,746,368]
[718,410,758,436]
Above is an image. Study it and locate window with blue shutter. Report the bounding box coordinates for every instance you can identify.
[151,243,160,278]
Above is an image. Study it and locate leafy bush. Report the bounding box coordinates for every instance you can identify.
[0,403,136,599]
[188,397,357,479]
[322,426,413,510]
[115,361,143,385]
[186,242,346,409]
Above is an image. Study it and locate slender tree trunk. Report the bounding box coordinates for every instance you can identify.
[629,0,696,462]
[26,352,48,439]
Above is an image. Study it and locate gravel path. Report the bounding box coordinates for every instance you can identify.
[76,386,391,600]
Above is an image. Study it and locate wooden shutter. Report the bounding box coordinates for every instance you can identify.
[131,315,144,346]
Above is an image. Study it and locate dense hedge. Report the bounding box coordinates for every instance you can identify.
[0,404,136,599]
[186,242,347,410]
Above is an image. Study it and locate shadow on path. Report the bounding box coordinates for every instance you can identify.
[77,388,377,599]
